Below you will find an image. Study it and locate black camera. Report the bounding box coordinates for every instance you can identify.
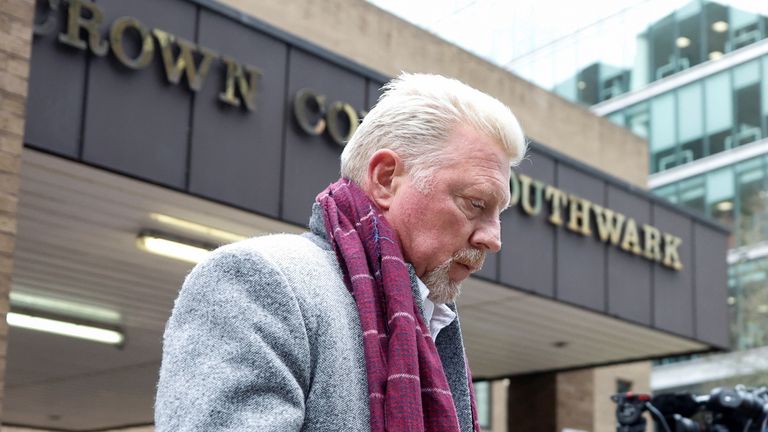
[612,386,768,432]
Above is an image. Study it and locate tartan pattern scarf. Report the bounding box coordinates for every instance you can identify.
[316,178,478,432]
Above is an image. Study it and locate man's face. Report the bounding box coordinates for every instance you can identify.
[384,125,511,303]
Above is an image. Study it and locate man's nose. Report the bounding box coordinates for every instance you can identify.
[470,219,502,253]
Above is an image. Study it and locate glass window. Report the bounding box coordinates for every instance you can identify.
[762,56,768,137]
[706,168,735,230]
[624,103,650,140]
[676,1,703,69]
[617,379,633,393]
[653,184,678,204]
[704,2,728,61]
[474,381,491,429]
[651,93,678,172]
[732,60,762,148]
[728,8,762,52]
[651,15,678,80]
[730,255,768,350]
[678,176,706,216]
[736,158,767,247]
[705,72,733,155]
[633,30,651,91]
[608,112,623,127]
[677,83,704,164]
[577,63,601,106]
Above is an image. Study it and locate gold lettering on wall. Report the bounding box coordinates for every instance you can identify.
[110,17,154,70]
[509,171,521,207]
[544,185,567,224]
[592,204,625,246]
[293,89,326,135]
[326,102,359,146]
[292,90,367,146]
[663,234,684,270]
[34,0,59,36]
[153,29,218,92]
[507,171,685,270]
[518,175,544,216]
[567,196,592,236]
[218,56,262,111]
[620,219,643,256]
[643,224,663,262]
[43,0,262,111]
[58,0,108,56]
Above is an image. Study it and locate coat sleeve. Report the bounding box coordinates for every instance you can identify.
[155,245,311,431]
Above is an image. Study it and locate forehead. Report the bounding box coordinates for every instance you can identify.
[441,128,511,203]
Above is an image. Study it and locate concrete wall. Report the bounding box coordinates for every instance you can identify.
[218,0,649,187]
[490,380,509,432]
[593,362,652,432]
[0,0,30,422]
[557,369,595,432]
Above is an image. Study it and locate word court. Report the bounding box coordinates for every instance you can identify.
[34,0,261,111]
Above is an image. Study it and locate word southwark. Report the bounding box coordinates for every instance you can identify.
[510,172,684,271]
[35,0,261,111]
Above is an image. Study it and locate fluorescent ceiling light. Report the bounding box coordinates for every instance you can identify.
[676,37,691,48]
[150,213,246,243]
[137,232,213,264]
[10,291,121,324]
[7,312,124,345]
[709,51,723,60]
[712,21,728,33]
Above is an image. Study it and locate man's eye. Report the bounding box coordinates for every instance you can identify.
[470,200,485,210]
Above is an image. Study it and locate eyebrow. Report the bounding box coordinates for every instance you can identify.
[490,188,511,211]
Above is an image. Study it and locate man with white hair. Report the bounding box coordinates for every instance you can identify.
[155,73,526,432]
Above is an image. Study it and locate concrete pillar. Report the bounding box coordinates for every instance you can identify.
[556,369,595,432]
[507,373,557,432]
[0,0,33,423]
[491,379,509,432]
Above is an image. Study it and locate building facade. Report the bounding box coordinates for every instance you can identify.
[0,0,731,431]
[496,0,768,396]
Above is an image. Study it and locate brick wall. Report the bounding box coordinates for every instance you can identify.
[0,0,32,423]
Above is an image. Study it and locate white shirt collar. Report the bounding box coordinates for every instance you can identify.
[416,278,457,340]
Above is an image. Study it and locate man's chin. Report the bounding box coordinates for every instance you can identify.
[426,280,462,304]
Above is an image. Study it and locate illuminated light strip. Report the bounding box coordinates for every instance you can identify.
[137,233,213,264]
[9,291,121,324]
[150,213,246,243]
[7,312,124,345]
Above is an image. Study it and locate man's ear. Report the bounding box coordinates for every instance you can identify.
[366,149,404,211]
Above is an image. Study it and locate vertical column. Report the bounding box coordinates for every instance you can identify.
[0,0,33,421]
[556,369,595,432]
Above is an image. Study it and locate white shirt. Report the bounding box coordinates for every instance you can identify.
[416,278,457,340]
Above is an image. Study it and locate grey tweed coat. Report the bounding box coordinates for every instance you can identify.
[155,209,476,431]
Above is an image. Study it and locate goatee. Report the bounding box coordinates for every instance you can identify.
[423,248,485,304]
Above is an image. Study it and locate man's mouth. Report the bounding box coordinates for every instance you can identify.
[454,260,481,274]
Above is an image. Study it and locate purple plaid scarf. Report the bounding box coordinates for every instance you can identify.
[316,178,479,432]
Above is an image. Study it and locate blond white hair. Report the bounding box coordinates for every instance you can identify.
[340,73,526,189]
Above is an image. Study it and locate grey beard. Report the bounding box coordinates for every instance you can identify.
[423,248,485,304]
